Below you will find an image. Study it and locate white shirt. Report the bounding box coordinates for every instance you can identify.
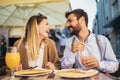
[27,44,44,69]
[61,33,119,73]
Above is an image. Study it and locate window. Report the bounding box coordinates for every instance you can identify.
[116,31,120,61]
[112,0,118,17]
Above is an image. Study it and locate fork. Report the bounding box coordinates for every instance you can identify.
[47,70,55,79]
[28,66,38,70]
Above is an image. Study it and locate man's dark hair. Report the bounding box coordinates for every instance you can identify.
[65,9,88,26]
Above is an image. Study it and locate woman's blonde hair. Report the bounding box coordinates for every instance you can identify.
[24,14,47,60]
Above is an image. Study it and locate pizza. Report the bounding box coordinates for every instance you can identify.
[15,69,52,75]
[55,69,98,78]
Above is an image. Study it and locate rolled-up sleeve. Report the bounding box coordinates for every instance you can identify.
[98,36,119,73]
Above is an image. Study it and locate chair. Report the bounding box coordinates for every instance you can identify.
[0,66,6,76]
[0,56,6,76]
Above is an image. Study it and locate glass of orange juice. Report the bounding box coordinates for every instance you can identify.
[5,47,20,80]
[80,46,93,70]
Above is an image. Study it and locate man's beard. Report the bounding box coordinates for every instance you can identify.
[68,25,80,36]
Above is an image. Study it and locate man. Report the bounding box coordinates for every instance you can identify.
[61,9,119,73]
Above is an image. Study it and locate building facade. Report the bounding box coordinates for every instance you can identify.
[95,0,120,61]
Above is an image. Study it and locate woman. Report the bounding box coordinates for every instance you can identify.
[14,13,60,70]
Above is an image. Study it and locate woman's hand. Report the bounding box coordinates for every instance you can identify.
[45,62,55,70]
[16,63,22,71]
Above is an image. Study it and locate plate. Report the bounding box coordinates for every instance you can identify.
[14,69,52,77]
[55,69,98,78]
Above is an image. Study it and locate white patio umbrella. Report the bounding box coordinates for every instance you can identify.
[0,0,69,28]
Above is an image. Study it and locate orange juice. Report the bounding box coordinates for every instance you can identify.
[5,52,20,69]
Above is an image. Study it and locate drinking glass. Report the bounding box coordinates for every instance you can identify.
[80,52,87,69]
[5,47,20,80]
[80,47,91,70]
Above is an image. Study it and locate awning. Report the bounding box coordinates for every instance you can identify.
[0,0,65,5]
[0,0,69,28]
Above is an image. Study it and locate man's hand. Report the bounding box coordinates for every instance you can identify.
[81,56,99,69]
[72,41,85,53]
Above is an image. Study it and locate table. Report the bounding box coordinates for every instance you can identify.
[0,73,114,80]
